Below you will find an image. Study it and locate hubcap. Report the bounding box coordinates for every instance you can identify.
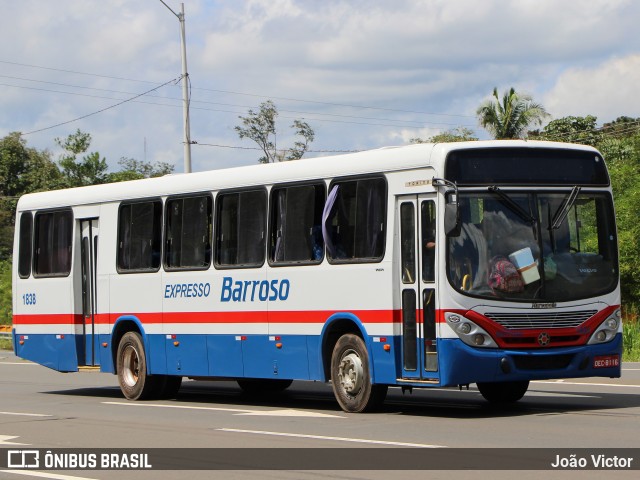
[338,350,364,395]
[122,345,140,387]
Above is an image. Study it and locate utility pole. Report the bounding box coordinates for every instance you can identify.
[160,1,192,173]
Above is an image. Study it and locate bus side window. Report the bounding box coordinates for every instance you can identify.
[165,194,212,269]
[326,177,386,262]
[117,200,162,272]
[270,183,325,264]
[33,209,73,277]
[216,189,266,267]
[18,212,33,278]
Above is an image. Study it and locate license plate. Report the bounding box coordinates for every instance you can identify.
[593,355,620,369]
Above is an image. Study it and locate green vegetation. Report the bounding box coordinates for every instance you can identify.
[0,337,12,352]
[476,87,549,139]
[0,129,174,328]
[623,306,640,362]
[235,100,315,163]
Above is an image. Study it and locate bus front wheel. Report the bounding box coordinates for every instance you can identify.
[477,381,529,403]
[330,334,387,413]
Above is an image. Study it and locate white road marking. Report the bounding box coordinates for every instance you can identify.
[532,380,640,388]
[0,435,29,446]
[102,401,344,418]
[234,409,343,418]
[0,412,53,418]
[217,428,447,448]
[0,362,37,366]
[524,391,597,398]
[1,471,98,480]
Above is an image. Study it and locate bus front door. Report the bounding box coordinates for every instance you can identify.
[80,219,99,367]
[397,195,439,381]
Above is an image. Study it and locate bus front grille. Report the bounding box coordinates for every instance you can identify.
[485,310,598,330]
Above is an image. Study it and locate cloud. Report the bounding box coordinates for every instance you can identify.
[2,0,640,171]
[544,54,640,122]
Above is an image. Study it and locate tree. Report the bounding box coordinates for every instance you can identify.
[107,157,175,182]
[0,132,62,257]
[528,115,601,146]
[235,100,315,163]
[410,127,478,144]
[56,129,108,187]
[476,87,549,139]
[597,131,640,305]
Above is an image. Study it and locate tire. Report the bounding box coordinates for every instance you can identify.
[116,331,160,400]
[330,334,387,413]
[477,381,529,403]
[237,379,293,394]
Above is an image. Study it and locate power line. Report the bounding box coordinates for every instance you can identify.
[0,60,154,85]
[1,82,475,130]
[192,142,360,153]
[21,75,184,135]
[0,59,476,120]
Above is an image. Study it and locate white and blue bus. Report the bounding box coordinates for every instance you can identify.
[12,140,621,412]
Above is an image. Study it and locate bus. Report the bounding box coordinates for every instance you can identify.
[12,140,622,413]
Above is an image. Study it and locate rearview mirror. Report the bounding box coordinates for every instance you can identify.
[444,192,460,237]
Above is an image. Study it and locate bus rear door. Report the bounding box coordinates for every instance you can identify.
[79,218,99,367]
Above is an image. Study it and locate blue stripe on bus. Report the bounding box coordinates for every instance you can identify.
[13,333,623,387]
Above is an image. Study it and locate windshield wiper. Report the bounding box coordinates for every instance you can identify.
[550,186,581,230]
[488,186,536,226]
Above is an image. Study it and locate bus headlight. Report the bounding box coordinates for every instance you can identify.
[445,313,497,348]
[588,310,621,345]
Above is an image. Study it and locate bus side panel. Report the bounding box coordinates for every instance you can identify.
[369,333,399,385]
[14,333,78,372]
[165,334,208,376]
[269,334,310,379]
[269,262,396,384]
[110,274,163,374]
[207,335,244,377]
[148,333,168,375]
[306,335,324,381]
[13,275,79,372]
[98,332,115,373]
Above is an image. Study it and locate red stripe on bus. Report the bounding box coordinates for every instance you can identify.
[14,309,404,325]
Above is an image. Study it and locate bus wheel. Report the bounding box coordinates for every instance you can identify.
[117,331,158,400]
[331,334,387,413]
[477,381,529,403]
[237,379,293,394]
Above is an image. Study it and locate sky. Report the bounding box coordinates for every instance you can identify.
[1,0,640,173]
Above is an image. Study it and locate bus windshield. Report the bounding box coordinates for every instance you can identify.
[447,190,618,302]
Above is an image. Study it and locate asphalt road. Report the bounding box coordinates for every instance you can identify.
[0,349,639,480]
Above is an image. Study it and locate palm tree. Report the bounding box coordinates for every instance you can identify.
[476,87,549,139]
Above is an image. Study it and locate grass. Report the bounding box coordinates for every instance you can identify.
[622,305,640,362]
[0,336,13,352]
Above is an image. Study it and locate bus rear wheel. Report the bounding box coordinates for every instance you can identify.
[330,334,387,413]
[477,381,529,403]
[117,331,160,400]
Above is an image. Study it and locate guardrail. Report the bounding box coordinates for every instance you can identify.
[0,325,12,339]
